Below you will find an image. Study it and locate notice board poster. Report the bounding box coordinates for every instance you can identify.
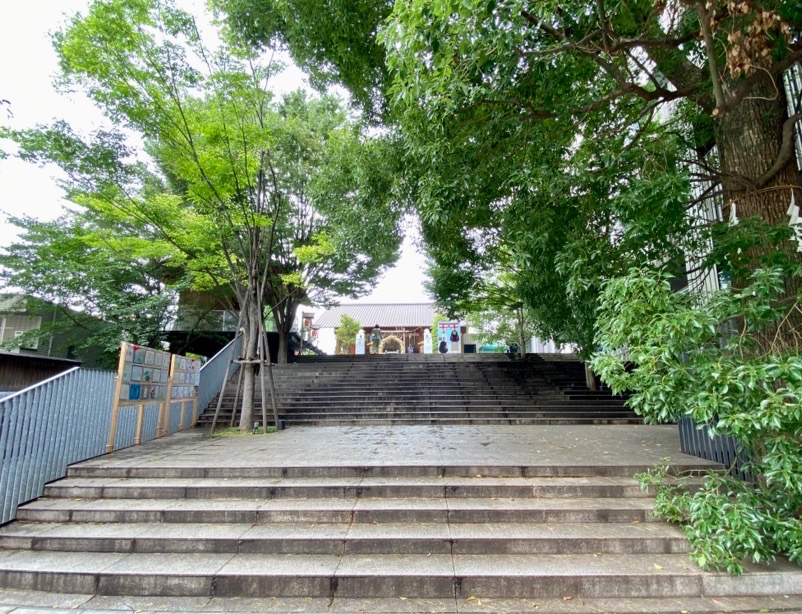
[117,342,171,404]
[169,354,200,400]
[437,321,462,354]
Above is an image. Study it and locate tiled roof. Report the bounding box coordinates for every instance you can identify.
[314,304,437,329]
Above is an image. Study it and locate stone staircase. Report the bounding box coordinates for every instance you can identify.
[0,427,800,610]
[0,455,725,598]
[197,354,639,427]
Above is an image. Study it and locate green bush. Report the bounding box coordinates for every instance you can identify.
[592,266,802,574]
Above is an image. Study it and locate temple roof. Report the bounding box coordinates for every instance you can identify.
[314,303,437,329]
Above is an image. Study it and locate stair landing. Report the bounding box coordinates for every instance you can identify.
[0,425,800,613]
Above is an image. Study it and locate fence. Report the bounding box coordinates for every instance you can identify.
[0,368,114,524]
[678,417,752,481]
[0,336,241,524]
[198,334,241,412]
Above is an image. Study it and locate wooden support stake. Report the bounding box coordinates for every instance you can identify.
[134,403,145,445]
[106,342,128,454]
[156,401,166,438]
[178,400,186,432]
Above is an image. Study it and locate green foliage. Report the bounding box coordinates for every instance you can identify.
[334,314,362,350]
[212,0,801,363]
[0,212,182,367]
[593,265,802,573]
[5,0,403,370]
[213,0,391,118]
[431,312,446,337]
[468,304,531,351]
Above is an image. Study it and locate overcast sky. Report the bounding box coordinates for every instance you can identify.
[0,0,430,306]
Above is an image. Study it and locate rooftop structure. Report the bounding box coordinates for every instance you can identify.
[314,303,437,329]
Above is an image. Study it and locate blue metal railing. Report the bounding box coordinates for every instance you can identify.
[0,335,242,524]
[198,334,241,413]
[0,367,116,524]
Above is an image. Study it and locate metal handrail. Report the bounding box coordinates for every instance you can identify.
[0,337,244,524]
[0,367,117,523]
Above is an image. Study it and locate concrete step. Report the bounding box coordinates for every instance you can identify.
[220,393,605,402]
[68,462,706,480]
[42,476,654,500]
[273,408,632,416]
[0,550,798,599]
[196,355,628,429]
[279,418,642,426]
[4,591,802,613]
[0,521,689,555]
[15,496,659,524]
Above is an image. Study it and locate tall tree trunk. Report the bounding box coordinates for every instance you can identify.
[516,305,526,359]
[277,331,288,364]
[715,74,802,351]
[238,292,261,431]
[273,298,297,365]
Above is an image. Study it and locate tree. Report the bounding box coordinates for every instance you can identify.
[212,0,392,119]
[334,313,361,354]
[4,0,402,430]
[427,255,535,357]
[592,266,802,573]
[382,0,801,341]
[0,211,182,367]
[259,92,403,361]
[215,0,802,353]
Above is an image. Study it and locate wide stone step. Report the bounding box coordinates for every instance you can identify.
[274,406,631,414]
[216,401,628,410]
[0,521,689,555]
[280,417,641,426]
[262,392,586,400]
[42,476,653,500]
[67,462,706,480]
[277,403,628,411]
[0,550,798,599]
[273,414,638,424]
[15,496,659,524]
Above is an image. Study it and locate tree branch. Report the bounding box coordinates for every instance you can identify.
[756,113,802,189]
[720,47,802,115]
[696,1,727,113]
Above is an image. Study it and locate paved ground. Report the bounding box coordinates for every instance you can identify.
[3,424,799,613]
[70,424,721,473]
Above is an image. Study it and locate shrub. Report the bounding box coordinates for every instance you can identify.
[592,266,802,574]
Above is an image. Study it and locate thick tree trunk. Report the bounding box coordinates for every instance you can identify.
[716,76,801,232]
[715,74,802,351]
[277,331,288,364]
[585,362,598,391]
[274,299,297,365]
[238,294,261,431]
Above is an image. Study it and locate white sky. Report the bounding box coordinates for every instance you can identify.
[0,0,430,306]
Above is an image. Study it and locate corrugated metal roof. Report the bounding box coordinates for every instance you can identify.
[0,295,25,313]
[315,304,437,328]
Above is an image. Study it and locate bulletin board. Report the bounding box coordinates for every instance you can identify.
[118,343,172,404]
[163,353,201,435]
[108,342,172,453]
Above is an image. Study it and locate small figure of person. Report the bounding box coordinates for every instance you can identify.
[370,324,381,354]
[407,343,414,353]
[438,337,448,353]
